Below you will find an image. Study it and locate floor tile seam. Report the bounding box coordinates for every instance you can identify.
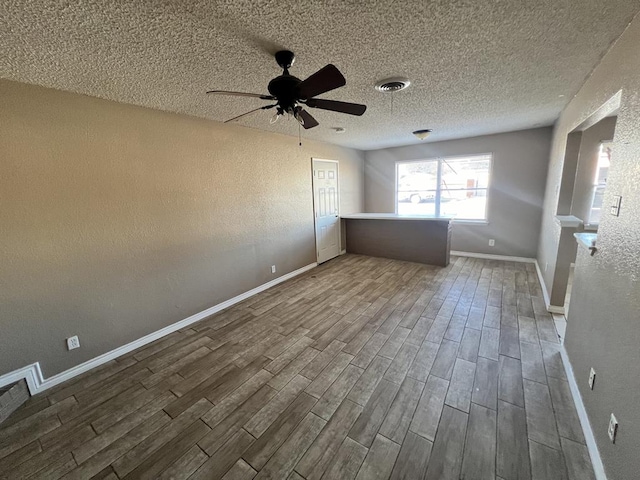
[239,408,322,473]
[521,377,564,453]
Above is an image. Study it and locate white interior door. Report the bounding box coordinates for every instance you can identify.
[312,159,341,264]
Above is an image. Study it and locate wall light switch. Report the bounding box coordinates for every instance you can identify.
[610,195,622,216]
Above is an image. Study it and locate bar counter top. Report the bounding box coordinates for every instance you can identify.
[341,213,451,221]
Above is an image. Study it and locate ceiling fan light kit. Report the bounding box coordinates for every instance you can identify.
[207,50,366,130]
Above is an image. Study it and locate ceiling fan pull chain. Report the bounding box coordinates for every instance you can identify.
[299,121,302,147]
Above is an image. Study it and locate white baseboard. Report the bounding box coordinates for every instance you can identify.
[560,348,607,480]
[450,250,536,263]
[0,363,44,395]
[534,261,566,315]
[534,260,553,307]
[0,262,317,395]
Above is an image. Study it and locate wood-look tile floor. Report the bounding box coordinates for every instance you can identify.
[0,254,596,480]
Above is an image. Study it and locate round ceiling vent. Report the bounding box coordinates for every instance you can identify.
[375,77,411,92]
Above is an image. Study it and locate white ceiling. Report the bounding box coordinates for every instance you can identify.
[1,1,638,150]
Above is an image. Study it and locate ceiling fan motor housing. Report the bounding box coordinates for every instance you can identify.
[268,74,302,112]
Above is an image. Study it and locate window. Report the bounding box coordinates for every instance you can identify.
[588,142,611,225]
[396,154,492,220]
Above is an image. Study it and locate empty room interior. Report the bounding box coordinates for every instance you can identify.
[2,1,640,479]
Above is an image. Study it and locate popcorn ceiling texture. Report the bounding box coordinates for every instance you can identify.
[1,0,638,149]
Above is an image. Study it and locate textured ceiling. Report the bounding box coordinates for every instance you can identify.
[1,1,639,150]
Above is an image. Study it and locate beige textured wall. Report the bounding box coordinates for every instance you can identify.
[364,128,552,258]
[537,15,640,480]
[0,79,364,378]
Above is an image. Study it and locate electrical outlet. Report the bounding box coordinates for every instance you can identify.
[608,413,618,443]
[488,239,495,247]
[271,265,276,274]
[588,368,596,389]
[67,335,80,350]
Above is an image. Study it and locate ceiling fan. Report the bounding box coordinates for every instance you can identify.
[207,50,366,129]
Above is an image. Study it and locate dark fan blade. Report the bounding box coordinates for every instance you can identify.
[296,109,319,129]
[297,64,346,100]
[305,98,366,116]
[225,104,277,123]
[207,90,275,100]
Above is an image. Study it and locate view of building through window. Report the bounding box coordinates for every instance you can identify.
[588,142,612,225]
[396,154,491,220]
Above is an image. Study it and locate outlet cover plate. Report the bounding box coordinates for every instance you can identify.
[67,336,80,350]
[271,265,276,274]
[608,413,618,443]
[488,239,495,247]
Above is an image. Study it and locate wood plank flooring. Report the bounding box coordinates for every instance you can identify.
[0,254,596,479]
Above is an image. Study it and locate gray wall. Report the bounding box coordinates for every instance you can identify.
[571,116,617,223]
[537,15,640,480]
[556,131,583,216]
[364,128,552,258]
[0,79,364,378]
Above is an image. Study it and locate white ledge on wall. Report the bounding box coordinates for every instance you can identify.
[0,262,317,395]
[555,215,584,228]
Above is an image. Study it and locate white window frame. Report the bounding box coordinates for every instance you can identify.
[395,153,493,222]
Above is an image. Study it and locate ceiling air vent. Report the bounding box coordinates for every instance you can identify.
[375,77,411,92]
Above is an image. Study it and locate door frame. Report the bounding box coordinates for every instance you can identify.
[311,158,341,263]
